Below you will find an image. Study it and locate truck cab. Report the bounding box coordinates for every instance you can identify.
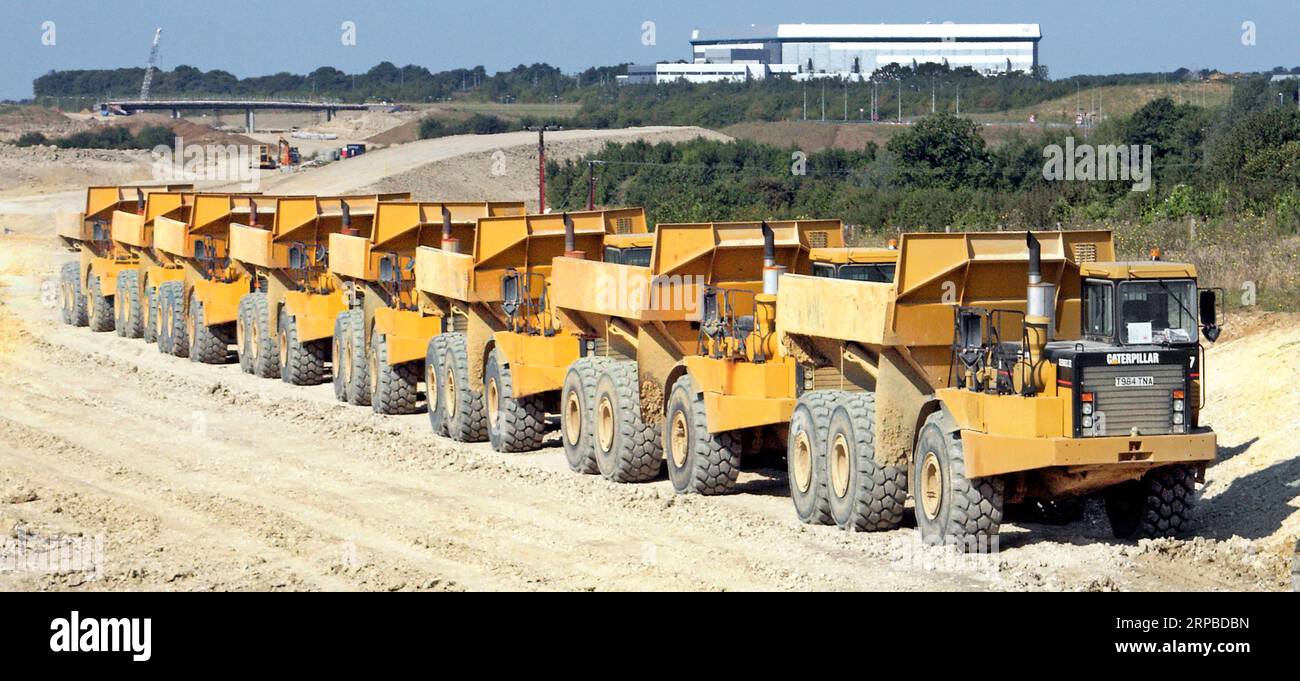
[809,247,897,283]
[1044,260,1219,439]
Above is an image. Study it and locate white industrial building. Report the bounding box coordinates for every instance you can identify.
[620,23,1041,84]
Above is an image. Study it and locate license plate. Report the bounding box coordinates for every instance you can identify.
[1115,376,1155,388]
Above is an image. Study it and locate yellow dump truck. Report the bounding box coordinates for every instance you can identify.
[56,185,193,332]
[228,193,409,384]
[414,208,649,451]
[776,230,1220,546]
[152,194,283,362]
[329,200,526,413]
[548,219,844,491]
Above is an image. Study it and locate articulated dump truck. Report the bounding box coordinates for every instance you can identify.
[414,208,650,452]
[56,185,194,332]
[228,193,410,384]
[328,200,526,414]
[776,230,1220,548]
[149,193,294,363]
[549,219,848,492]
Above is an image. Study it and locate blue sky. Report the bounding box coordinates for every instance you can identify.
[2,0,1298,100]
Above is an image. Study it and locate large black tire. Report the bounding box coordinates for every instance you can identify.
[1105,464,1197,540]
[114,270,143,338]
[593,360,662,482]
[143,283,160,344]
[369,330,420,415]
[236,295,254,374]
[59,262,88,326]
[332,312,349,401]
[484,348,546,452]
[436,332,486,442]
[157,281,188,357]
[341,309,370,406]
[560,356,607,474]
[242,292,279,378]
[279,309,327,385]
[913,411,1003,551]
[826,392,908,532]
[188,291,228,364]
[663,375,742,495]
[787,391,835,525]
[86,273,114,333]
[424,335,449,435]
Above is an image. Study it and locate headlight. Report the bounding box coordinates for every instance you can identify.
[1082,402,1094,415]
[1173,399,1184,413]
[1083,415,1094,429]
[1173,413,1185,425]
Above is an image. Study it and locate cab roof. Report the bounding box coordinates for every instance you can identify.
[810,247,899,265]
[1080,261,1197,279]
[604,233,655,248]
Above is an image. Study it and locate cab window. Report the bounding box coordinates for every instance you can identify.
[1084,280,1114,339]
[837,263,896,283]
[812,263,836,278]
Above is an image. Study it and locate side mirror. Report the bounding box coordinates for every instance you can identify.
[1199,289,1221,343]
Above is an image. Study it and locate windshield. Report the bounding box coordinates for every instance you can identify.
[1118,279,1197,345]
[837,263,896,283]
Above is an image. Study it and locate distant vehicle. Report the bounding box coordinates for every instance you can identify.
[346,143,366,157]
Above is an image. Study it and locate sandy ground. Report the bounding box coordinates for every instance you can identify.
[0,126,1295,592]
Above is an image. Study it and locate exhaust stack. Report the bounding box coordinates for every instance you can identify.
[761,221,784,295]
[1020,232,1055,394]
[440,206,458,253]
[563,212,584,259]
[136,188,146,214]
[338,200,356,236]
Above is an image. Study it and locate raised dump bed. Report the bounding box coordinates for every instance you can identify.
[328,200,526,414]
[414,208,649,452]
[776,229,1221,547]
[227,193,409,386]
[546,219,845,492]
[56,184,192,332]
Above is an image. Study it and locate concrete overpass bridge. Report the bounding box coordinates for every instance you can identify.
[98,99,376,132]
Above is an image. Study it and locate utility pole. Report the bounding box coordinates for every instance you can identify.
[931,76,936,114]
[821,83,826,121]
[803,84,807,120]
[586,160,597,210]
[528,125,561,213]
[956,83,960,115]
[844,80,848,121]
[897,82,902,123]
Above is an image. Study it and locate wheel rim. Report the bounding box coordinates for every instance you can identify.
[670,411,689,467]
[597,395,615,453]
[920,452,943,520]
[426,360,439,414]
[830,433,850,499]
[792,430,813,493]
[187,300,197,344]
[279,328,289,367]
[237,318,246,352]
[248,319,258,359]
[563,390,582,445]
[60,282,70,316]
[445,362,458,418]
[487,377,499,426]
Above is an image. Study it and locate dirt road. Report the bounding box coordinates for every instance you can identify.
[0,128,1294,591]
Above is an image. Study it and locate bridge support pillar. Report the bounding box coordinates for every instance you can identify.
[171,108,179,119]
[326,108,334,122]
[245,108,255,133]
